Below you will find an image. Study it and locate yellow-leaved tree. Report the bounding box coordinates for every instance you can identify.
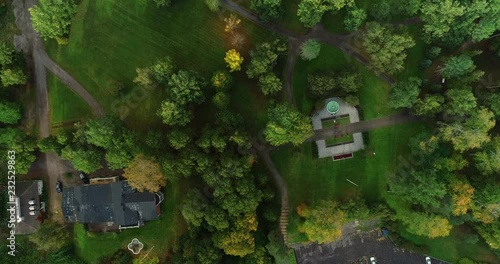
[297,200,346,243]
[451,180,474,216]
[123,154,166,192]
[224,49,244,72]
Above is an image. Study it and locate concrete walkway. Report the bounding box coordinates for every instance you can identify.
[310,112,420,142]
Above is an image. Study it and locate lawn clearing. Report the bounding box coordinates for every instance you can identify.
[45,0,273,131]
[271,122,425,243]
[325,134,353,146]
[321,115,350,128]
[73,179,188,263]
[48,73,93,126]
[292,44,393,120]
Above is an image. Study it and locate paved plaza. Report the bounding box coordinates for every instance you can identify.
[311,98,364,158]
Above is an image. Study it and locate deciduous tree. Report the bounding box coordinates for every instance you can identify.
[168,129,191,150]
[123,154,166,192]
[412,94,444,116]
[389,77,422,109]
[29,221,70,251]
[29,0,77,43]
[451,180,474,216]
[246,40,286,78]
[474,138,500,175]
[0,42,14,66]
[444,88,477,116]
[61,146,103,173]
[157,100,191,126]
[251,0,282,21]
[258,72,282,95]
[307,72,336,97]
[400,212,452,238]
[211,71,232,91]
[224,49,244,72]
[0,101,21,124]
[440,55,475,79]
[168,70,205,105]
[420,0,464,42]
[297,0,353,28]
[439,108,495,152]
[362,22,415,74]
[297,201,346,243]
[343,6,366,31]
[1,68,27,86]
[264,103,313,146]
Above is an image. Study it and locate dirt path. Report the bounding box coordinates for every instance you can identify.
[12,0,103,222]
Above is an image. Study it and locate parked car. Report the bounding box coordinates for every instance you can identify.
[370,257,376,264]
[79,172,90,184]
[56,181,63,193]
[426,257,431,264]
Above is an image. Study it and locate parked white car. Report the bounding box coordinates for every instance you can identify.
[426,257,431,264]
[370,257,376,264]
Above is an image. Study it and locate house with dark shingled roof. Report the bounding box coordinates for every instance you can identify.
[13,180,44,234]
[61,180,163,230]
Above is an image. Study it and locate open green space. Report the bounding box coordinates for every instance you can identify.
[46,0,273,131]
[292,44,392,119]
[325,133,353,146]
[321,115,350,128]
[73,179,188,263]
[48,73,93,125]
[272,122,426,243]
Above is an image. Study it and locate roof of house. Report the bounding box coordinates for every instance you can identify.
[61,181,159,226]
[14,181,43,235]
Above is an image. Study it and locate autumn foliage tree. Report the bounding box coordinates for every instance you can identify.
[451,180,475,216]
[297,201,346,243]
[224,49,244,72]
[123,154,166,192]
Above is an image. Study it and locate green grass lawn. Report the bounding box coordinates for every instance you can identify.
[397,225,500,263]
[325,134,353,146]
[48,73,93,125]
[46,0,273,131]
[272,122,425,243]
[292,44,392,119]
[73,179,188,263]
[321,115,350,128]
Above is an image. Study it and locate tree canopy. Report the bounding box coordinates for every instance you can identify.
[297,0,353,28]
[123,154,166,192]
[264,103,313,146]
[362,22,415,74]
[29,0,77,43]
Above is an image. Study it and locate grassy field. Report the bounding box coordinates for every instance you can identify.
[73,179,188,263]
[325,133,353,146]
[272,122,425,243]
[48,73,93,125]
[46,0,273,131]
[292,44,392,119]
